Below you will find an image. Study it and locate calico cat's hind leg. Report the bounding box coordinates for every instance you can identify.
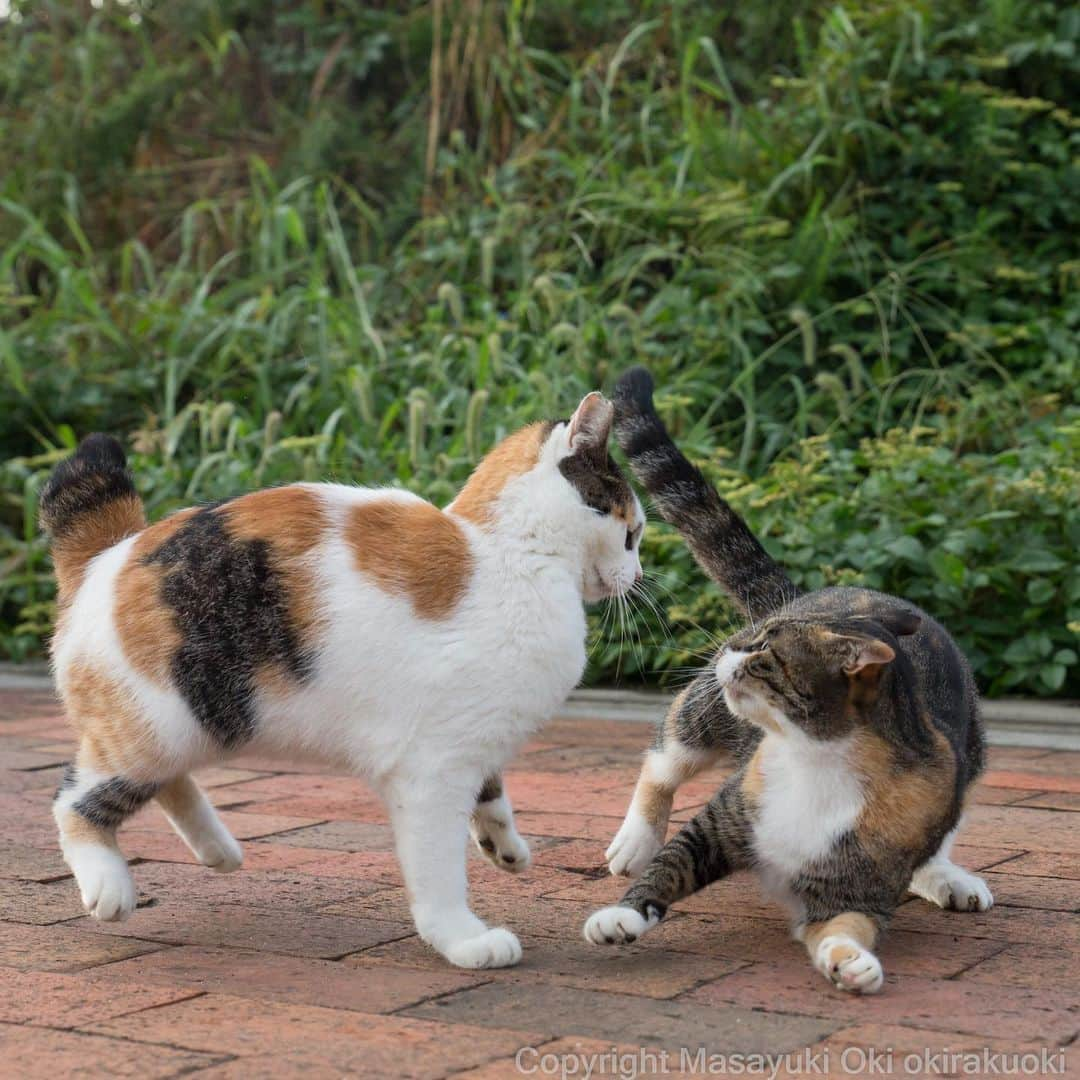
[53,756,158,922]
[801,912,884,994]
[909,828,993,912]
[607,674,734,878]
[157,774,243,873]
[470,773,530,874]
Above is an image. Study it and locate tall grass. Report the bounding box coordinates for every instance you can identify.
[1,0,1077,693]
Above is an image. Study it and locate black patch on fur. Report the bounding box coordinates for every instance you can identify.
[56,764,78,797]
[72,777,159,830]
[558,449,634,515]
[476,775,503,803]
[142,504,315,748]
[39,434,136,538]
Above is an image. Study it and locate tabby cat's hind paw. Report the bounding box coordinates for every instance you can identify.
[583,905,659,946]
[815,935,884,994]
[606,811,662,878]
[910,861,994,912]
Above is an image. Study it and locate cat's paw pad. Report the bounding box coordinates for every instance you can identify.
[911,863,993,912]
[583,905,658,946]
[444,927,522,969]
[70,848,137,922]
[471,818,531,874]
[816,935,884,994]
[605,812,662,878]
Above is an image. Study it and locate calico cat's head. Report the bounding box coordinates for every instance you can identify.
[715,608,922,739]
[451,392,644,602]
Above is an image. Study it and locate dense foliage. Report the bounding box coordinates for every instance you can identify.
[1,0,1077,694]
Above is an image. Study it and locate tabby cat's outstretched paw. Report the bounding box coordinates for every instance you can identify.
[470,808,531,874]
[583,905,659,945]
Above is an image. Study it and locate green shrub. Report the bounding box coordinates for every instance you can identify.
[1,0,1076,695]
[613,413,1079,697]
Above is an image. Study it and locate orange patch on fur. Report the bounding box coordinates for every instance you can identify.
[740,748,767,803]
[346,499,473,620]
[803,911,878,955]
[450,422,552,527]
[59,660,165,779]
[59,809,118,848]
[113,507,200,686]
[853,727,956,854]
[51,494,145,599]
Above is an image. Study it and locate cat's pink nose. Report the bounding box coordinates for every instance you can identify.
[634,568,643,583]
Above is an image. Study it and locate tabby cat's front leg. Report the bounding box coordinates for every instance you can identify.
[470,773,530,873]
[607,671,746,878]
[587,779,753,944]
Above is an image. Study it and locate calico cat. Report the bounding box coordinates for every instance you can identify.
[584,368,991,994]
[41,392,644,970]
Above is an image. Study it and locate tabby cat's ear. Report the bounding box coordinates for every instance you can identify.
[879,608,921,637]
[567,392,614,452]
[844,637,896,675]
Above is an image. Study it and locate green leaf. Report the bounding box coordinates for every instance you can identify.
[885,536,925,563]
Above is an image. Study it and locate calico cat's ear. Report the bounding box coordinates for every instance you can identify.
[567,392,615,452]
[844,637,896,675]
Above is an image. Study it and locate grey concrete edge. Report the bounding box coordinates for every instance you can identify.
[2,664,1077,750]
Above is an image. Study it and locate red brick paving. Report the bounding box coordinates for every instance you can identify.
[1,686,1077,1078]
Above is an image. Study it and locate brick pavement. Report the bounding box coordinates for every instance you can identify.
[0,686,1077,1078]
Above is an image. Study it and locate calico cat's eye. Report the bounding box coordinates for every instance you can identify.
[625,524,642,550]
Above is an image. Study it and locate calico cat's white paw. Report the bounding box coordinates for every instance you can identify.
[67,845,137,922]
[444,927,522,969]
[815,934,884,994]
[583,905,658,945]
[470,815,531,874]
[910,861,993,912]
[606,811,662,878]
[200,831,244,874]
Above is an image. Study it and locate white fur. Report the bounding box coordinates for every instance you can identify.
[815,934,884,994]
[910,827,993,912]
[471,793,531,873]
[61,842,136,922]
[606,809,661,878]
[52,413,644,968]
[583,905,658,945]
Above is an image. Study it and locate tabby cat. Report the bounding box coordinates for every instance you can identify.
[585,368,991,994]
[41,392,643,970]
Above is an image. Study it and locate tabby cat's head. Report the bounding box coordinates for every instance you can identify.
[715,608,921,740]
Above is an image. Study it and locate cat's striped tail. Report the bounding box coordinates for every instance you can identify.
[612,367,798,620]
[39,434,145,597]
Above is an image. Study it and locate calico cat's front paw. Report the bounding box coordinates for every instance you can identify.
[814,935,884,994]
[470,815,531,874]
[606,811,662,877]
[444,927,522,969]
[583,905,659,945]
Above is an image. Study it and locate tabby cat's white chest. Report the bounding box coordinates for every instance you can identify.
[751,730,866,881]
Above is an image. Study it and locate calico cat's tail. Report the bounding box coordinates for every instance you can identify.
[40,434,145,597]
[612,367,797,619]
